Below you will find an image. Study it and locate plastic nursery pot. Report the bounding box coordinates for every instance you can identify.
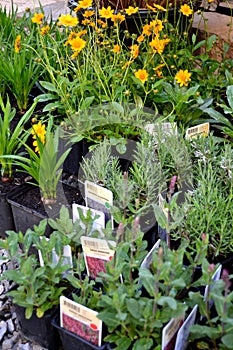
[52,313,108,350]
[6,183,53,236]
[7,182,83,235]
[63,141,84,176]
[0,191,15,238]
[13,303,61,350]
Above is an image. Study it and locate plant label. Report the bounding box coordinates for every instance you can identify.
[85,180,114,228]
[141,239,161,269]
[162,314,184,350]
[38,238,73,277]
[81,236,116,279]
[60,295,102,346]
[72,203,105,236]
[145,122,178,142]
[203,263,222,304]
[185,122,210,139]
[174,305,198,350]
[158,193,169,242]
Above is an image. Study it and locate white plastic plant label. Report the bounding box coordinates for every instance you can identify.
[203,264,222,303]
[185,122,210,139]
[81,236,116,279]
[174,305,198,350]
[38,237,73,276]
[145,122,178,144]
[85,180,114,228]
[141,239,161,269]
[72,203,105,237]
[60,295,102,347]
[162,314,185,350]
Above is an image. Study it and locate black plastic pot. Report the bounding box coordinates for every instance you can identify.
[0,191,15,238]
[7,182,83,234]
[52,313,108,350]
[63,141,84,176]
[13,304,61,350]
[6,183,53,235]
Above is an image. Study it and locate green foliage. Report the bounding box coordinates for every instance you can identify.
[97,237,190,349]
[170,139,233,260]
[1,120,71,202]
[0,220,71,319]
[48,205,106,248]
[0,25,43,111]
[152,82,212,127]
[189,267,233,350]
[0,95,38,179]
[204,85,233,140]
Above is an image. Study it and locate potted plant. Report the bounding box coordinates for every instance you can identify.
[67,0,201,39]
[0,9,43,112]
[169,137,233,266]
[0,94,38,237]
[1,119,82,233]
[52,217,209,350]
[188,267,233,350]
[0,219,73,349]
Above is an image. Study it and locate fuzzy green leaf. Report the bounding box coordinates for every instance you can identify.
[132,338,153,350]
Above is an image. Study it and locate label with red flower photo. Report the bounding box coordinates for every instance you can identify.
[84,180,114,228]
[60,296,102,347]
[81,236,116,279]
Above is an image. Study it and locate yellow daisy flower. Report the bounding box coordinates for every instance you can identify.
[180,4,193,17]
[40,25,50,35]
[97,19,107,28]
[149,37,170,54]
[130,44,140,59]
[111,13,125,25]
[69,36,86,53]
[154,4,166,11]
[112,44,121,53]
[175,69,191,87]
[134,69,149,83]
[31,13,44,24]
[99,6,114,19]
[77,29,87,36]
[149,19,163,34]
[78,0,92,9]
[137,34,145,43]
[31,121,46,154]
[14,35,21,53]
[142,24,151,36]
[83,10,95,17]
[125,6,139,15]
[58,14,78,27]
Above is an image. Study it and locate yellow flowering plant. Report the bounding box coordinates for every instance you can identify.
[0,96,38,182]
[22,2,229,136]
[0,10,43,111]
[33,2,202,117]
[1,119,71,204]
